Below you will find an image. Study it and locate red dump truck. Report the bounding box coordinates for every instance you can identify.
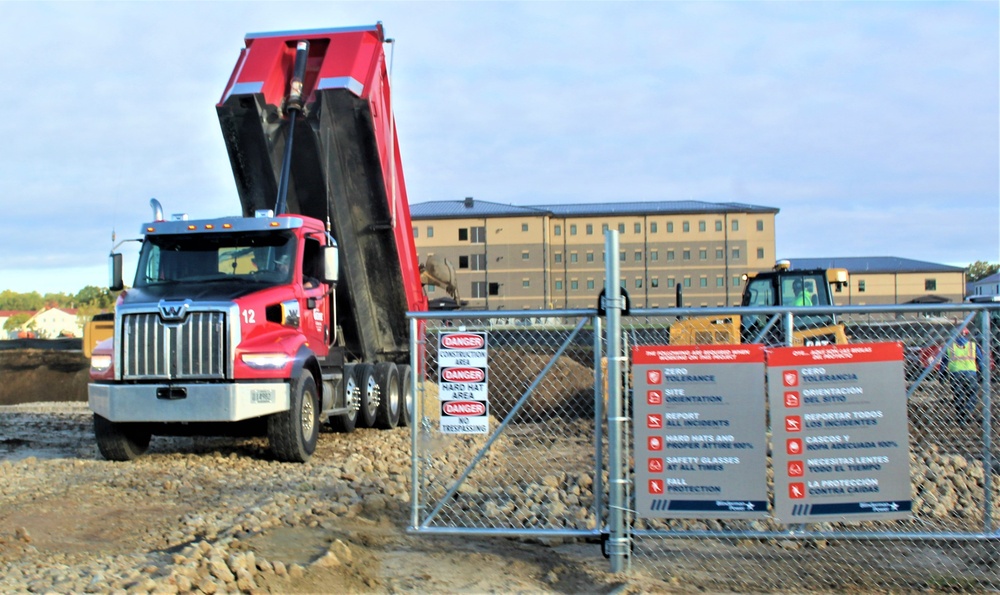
[89,24,426,462]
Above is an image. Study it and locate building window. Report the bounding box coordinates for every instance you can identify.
[618,223,626,234]
[717,276,725,287]
[427,226,434,238]
[427,284,435,293]
[635,222,642,234]
[651,278,659,288]
[522,251,530,260]
[667,250,675,261]
[683,278,692,288]
[555,280,563,290]
[459,255,469,269]
[699,249,707,260]
[858,280,866,293]
[523,279,530,288]
[412,226,419,238]
[554,252,562,263]
[732,248,740,260]
[683,221,690,233]
[667,278,675,288]
[586,224,594,235]
[471,281,486,298]
[489,282,500,296]
[459,228,467,241]
[586,251,594,262]
[570,252,578,263]
[650,250,658,261]
[635,251,642,261]
[470,226,486,243]
[700,277,708,287]
[683,249,691,260]
[756,247,764,259]
[602,223,609,232]
[635,279,643,289]
[716,220,723,232]
[650,222,658,233]
[587,279,595,290]
[667,222,674,233]
[554,224,562,236]
[570,224,577,235]
[757,219,764,231]
[471,254,486,270]
[925,279,937,291]
[571,280,579,290]
[619,251,626,262]
[732,219,739,232]
[716,248,724,259]
[699,221,706,232]
[733,276,742,287]
[522,223,529,232]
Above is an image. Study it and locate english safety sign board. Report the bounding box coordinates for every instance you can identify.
[438,331,489,434]
[633,345,769,518]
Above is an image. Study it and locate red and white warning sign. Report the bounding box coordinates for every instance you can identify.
[438,331,489,434]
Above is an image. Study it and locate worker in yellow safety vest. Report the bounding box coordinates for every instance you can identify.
[943,328,983,422]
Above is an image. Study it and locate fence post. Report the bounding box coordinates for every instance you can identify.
[604,230,628,572]
[410,315,421,530]
[592,314,606,534]
[980,309,994,531]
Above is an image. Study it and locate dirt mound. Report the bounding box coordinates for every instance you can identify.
[0,349,90,405]
[487,350,595,420]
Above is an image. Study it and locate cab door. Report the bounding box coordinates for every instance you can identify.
[299,233,331,356]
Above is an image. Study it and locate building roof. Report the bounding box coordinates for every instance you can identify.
[409,198,779,220]
[787,256,964,274]
[971,272,1000,286]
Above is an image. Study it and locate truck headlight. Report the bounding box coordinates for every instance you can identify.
[241,353,291,370]
[90,354,113,374]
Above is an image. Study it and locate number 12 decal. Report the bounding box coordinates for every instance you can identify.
[242,309,256,324]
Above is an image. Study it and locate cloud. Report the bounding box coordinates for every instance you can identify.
[0,1,996,294]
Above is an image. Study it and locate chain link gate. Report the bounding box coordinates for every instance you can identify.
[623,304,1000,591]
[407,310,609,540]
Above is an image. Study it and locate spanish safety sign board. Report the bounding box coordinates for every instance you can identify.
[633,345,769,518]
[768,342,911,523]
[438,331,489,434]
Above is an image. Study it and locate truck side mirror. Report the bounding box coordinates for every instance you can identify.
[109,253,124,291]
[321,244,339,285]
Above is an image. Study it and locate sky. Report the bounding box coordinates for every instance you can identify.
[0,1,997,295]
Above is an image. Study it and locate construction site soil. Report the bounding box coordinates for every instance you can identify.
[0,349,660,594]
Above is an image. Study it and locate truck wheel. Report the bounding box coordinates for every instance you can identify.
[357,363,379,428]
[398,364,413,427]
[374,363,400,429]
[93,414,151,461]
[268,370,319,462]
[330,364,359,433]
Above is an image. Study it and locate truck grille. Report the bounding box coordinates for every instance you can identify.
[121,312,227,380]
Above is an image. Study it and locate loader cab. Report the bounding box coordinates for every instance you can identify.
[740,263,846,344]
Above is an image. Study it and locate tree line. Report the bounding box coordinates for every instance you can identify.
[1,286,119,334]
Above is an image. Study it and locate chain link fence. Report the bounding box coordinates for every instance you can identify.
[407,304,1000,591]
[407,311,606,538]
[625,304,1000,591]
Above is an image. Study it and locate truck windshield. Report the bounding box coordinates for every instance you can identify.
[134,231,297,287]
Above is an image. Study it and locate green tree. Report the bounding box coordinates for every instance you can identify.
[0,290,43,311]
[2,312,30,333]
[966,260,1000,283]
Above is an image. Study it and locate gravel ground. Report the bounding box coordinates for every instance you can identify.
[0,401,641,594]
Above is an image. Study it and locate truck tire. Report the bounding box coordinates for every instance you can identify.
[268,370,319,462]
[357,363,379,428]
[330,364,359,433]
[374,362,400,429]
[93,414,151,461]
[398,364,412,427]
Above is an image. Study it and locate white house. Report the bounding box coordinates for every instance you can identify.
[23,307,83,339]
[969,273,1000,299]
